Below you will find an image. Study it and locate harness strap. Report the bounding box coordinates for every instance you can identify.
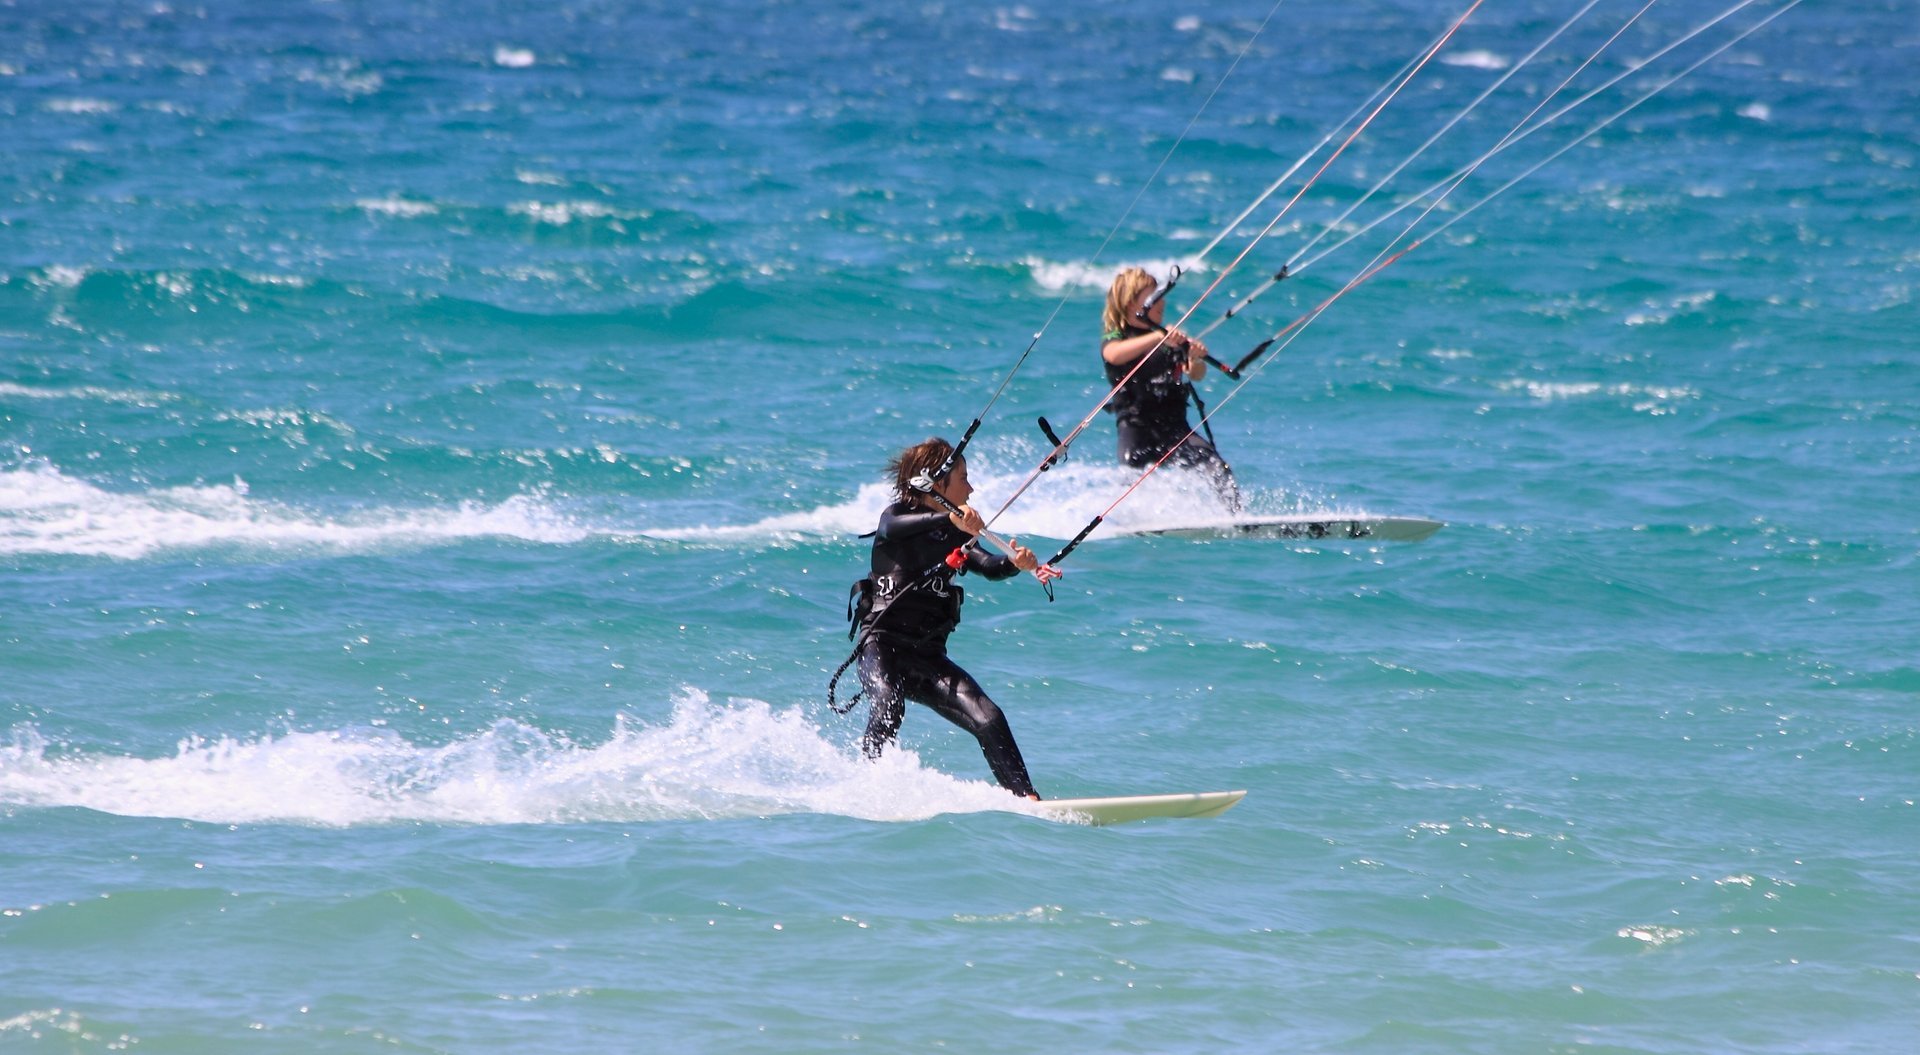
[826,553,966,714]
[1187,382,1220,449]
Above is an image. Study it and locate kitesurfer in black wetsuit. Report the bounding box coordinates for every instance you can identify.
[846,438,1043,799]
[1101,265,1242,510]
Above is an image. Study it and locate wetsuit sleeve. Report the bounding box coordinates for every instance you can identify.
[874,505,952,541]
[964,548,1020,580]
[875,502,1019,579]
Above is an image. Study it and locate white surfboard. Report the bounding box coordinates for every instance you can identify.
[1118,514,1443,543]
[1031,790,1246,826]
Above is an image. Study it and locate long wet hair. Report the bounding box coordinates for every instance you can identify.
[886,437,957,502]
[1102,266,1158,336]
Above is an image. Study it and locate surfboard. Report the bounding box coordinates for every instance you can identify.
[1117,514,1443,543]
[1031,790,1246,826]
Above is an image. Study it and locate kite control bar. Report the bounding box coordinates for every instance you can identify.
[907,473,1062,586]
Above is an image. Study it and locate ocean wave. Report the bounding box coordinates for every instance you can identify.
[10,263,344,312]
[1626,290,1722,327]
[1495,378,1700,410]
[0,462,591,559]
[0,382,179,407]
[507,200,636,226]
[493,46,537,69]
[650,459,1350,545]
[354,195,440,218]
[0,691,1033,826]
[1023,256,1198,293]
[43,97,120,114]
[0,448,1360,560]
[1440,49,1509,71]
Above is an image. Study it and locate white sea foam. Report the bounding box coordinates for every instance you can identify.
[1023,256,1197,292]
[0,382,176,406]
[45,97,120,114]
[241,272,314,289]
[648,457,1345,547]
[355,196,440,218]
[38,264,89,288]
[992,7,1036,32]
[509,200,623,226]
[1617,925,1687,948]
[0,691,1035,826]
[1496,379,1699,405]
[1626,289,1719,327]
[0,462,590,559]
[1441,49,1509,70]
[1,455,1340,561]
[295,65,382,98]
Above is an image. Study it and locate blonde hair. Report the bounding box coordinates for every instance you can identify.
[1102,267,1158,336]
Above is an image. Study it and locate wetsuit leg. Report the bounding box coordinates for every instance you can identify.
[905,652,1036,798]
[1116,421,1161,469]
[1118,422,1242,512]
[858,638,1037,797]
[856,639,906,760]
[1169,435,1242,512]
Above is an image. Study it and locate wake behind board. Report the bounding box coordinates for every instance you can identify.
[1032,790,1246,826]
[1119,513,1443,543]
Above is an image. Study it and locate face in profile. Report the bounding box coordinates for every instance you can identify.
[935,458,972,507]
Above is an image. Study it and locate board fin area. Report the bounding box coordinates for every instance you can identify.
[1027,790,1246,826]
[1117,514,1442,543]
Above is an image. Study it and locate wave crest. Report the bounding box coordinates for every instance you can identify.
[0,692,1031,826]
[0,462,589,559]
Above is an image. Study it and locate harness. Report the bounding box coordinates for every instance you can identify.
[1106,324,1222,451]
[828,547,971,714]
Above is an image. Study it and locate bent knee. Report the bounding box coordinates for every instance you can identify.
[957,699,1008,736]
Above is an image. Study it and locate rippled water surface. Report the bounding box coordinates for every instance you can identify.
[4,1,1916,1051]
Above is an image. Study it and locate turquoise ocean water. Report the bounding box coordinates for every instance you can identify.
[3,1,1916,1051]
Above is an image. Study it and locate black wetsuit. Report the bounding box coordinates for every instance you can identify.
[850,500,1036,798]
[1104,324,1241,509]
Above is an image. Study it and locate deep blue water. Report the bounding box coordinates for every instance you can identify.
[4,1,1917,1052]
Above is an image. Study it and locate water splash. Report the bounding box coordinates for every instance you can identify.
[0,461,589,559]
[0,691,1037,827]
[650,459,1350,545]
[0,457,1348,560]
